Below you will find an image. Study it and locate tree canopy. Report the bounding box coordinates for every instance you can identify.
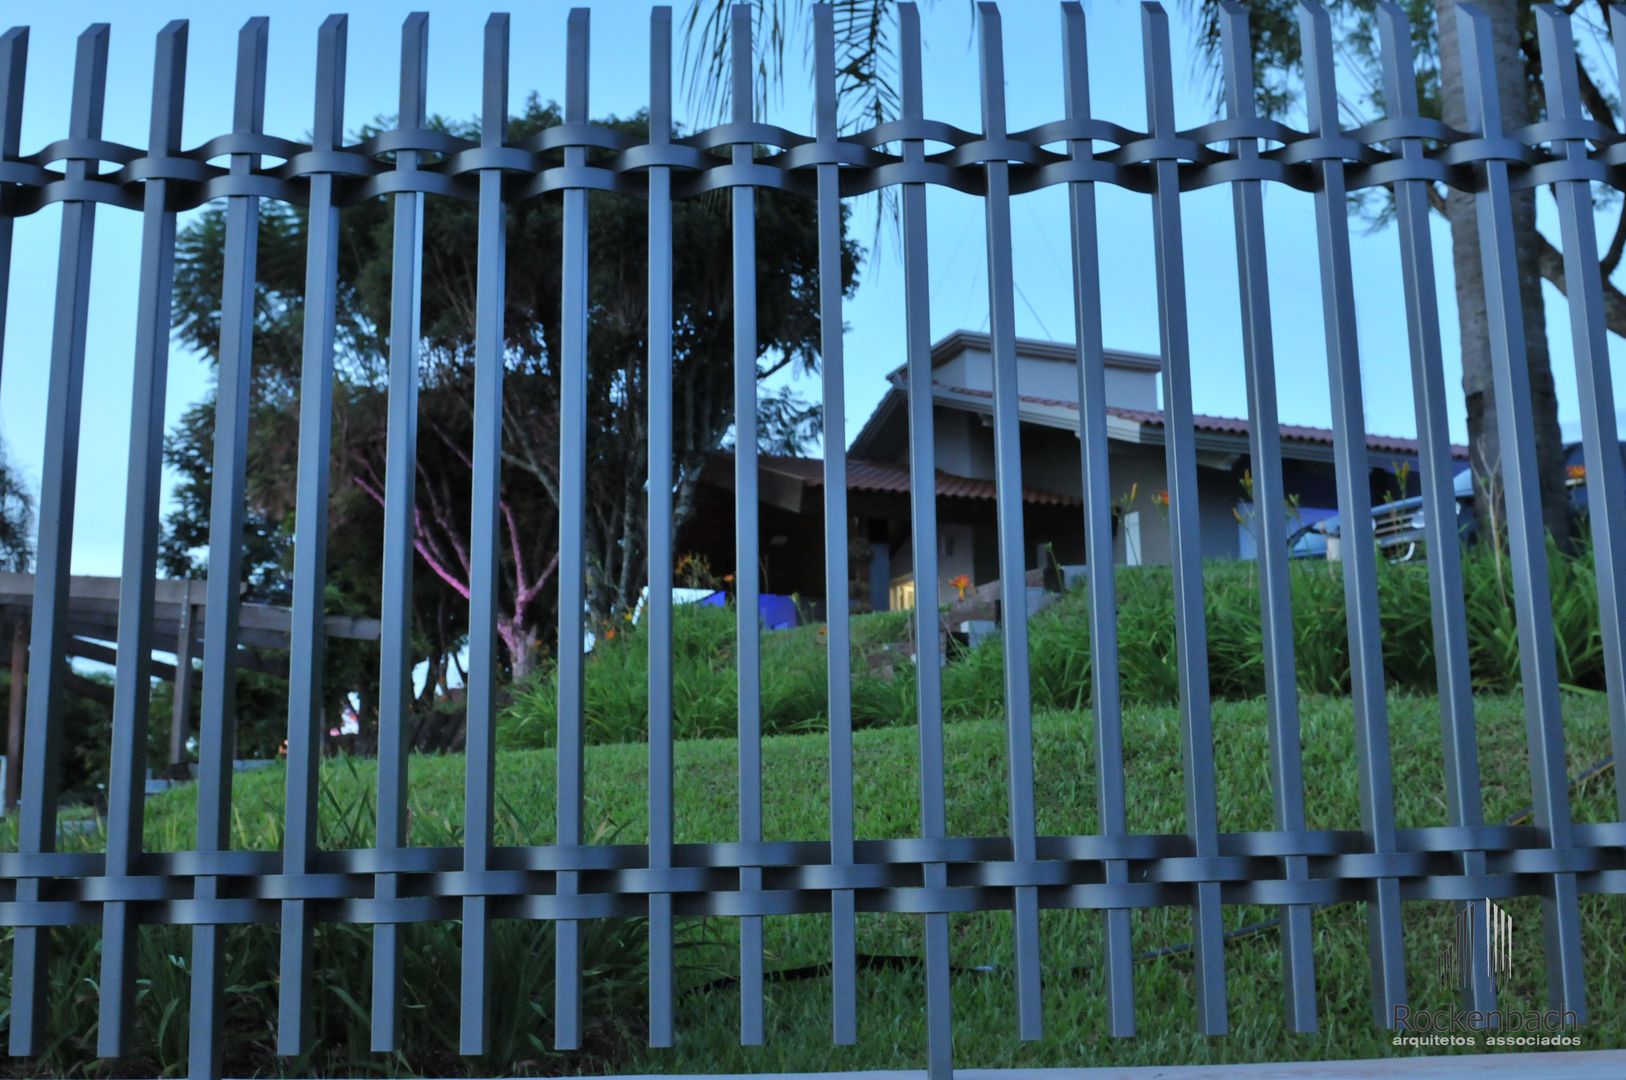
[165,96,860,698]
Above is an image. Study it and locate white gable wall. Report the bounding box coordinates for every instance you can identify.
[933,343,1159,412]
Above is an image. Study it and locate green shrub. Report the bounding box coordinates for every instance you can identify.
[0,757,653,1077]
[495,545,1611,746]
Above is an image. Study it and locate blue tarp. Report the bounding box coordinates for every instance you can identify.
[696,590,800,631]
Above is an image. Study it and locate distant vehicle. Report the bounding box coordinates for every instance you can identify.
[1290,440,1626,562]
[1287,468,1475,562]
[1563,438,1626,516]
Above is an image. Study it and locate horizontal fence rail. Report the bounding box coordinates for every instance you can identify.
[0,2,1623,1078]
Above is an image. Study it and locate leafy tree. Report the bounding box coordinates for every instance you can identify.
[1183,0,1599,547]
[166,98,859,680]
[0,432,34,572]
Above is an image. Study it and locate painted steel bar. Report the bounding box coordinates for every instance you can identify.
[1548,7,1626,825]
[1375,0,1494,1018]
[167,591,199,771]
[645,3,677,1051]
[0,27,24,391]
[897,7,953,1075]
[459,13,509,1057]
[187,20,268,1079]
[975,2,1042,1041]
[1456,1,1586,1019]
[812,2,857,1046]
[1139,1,1228,1036]
[730,2,766,1046]
[1059,1,1135,1040]
[555,6,591,1052]
[98,20,188,1058]
[1217,2,1316,1034]
[277,15,347,1056]
[7,24,107,1059]
[1298,0,1407,1027]
[370,11,428,1053]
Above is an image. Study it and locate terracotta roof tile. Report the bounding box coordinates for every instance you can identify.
[748,453,1081,506]
[934,382,1468,460]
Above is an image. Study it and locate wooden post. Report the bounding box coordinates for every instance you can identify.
[168,582,199,776]
[5,617,24,813]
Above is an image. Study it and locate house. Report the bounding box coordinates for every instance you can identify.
[680,330,1466,613]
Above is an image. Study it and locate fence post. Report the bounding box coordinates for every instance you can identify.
[276,13,348,1057]
[897,6,954,1075]
[459,11,509,1057]
[812,1,859,1047]
[729,2,767,1047]
[554,5,591,1052]
[1543,4,1626,826]
[645,3,678,1050]
[370,10,429,1054]
[975,2,1044,1040]
[1457,0,1586,1021]
[8,23,109,1059]
[1217,2,1317,1034]
[1140,0,1228,1036]
[1375,0,1496,1019]
[187,19,268,1080]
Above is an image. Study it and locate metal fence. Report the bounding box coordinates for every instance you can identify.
[0,1,1624,1077]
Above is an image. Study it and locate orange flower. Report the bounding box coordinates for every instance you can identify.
[723,573,735,583]
[950,573,971,601]
[1152,489,1170,508]
[602,628,617,641]
[1567,464,1587,482]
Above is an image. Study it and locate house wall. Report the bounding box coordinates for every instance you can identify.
[928,409,1243,571]
[935,343,1159,411]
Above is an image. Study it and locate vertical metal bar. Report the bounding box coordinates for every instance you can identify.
[555,6,590,1053]
[1058,2,1135,1039]
[0,26,25,392]
[5,618,24,815]
[812,2,857,1047]
[974,2,1042,1040]
[460,12,508,1057]
[1456,1,1586,1019]
[645,4,677,1050]
[729,2,766,1046]
[1140,1,1228,1035]
[1216,2,1317,1034]
[100,22,188,1054]
[1376,0,1494,1017]
[188,19,268,1079]
[1550,7,1626,825]
[1297,0,1406,1027]
[371,10,428,1054]
[126,139,202,1045]
[168,590,198,772]
[8,24,108,1059]
[897,7,952,1075]
[277,14,347,1056]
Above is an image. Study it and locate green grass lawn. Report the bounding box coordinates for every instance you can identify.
[14,689,1610,1075]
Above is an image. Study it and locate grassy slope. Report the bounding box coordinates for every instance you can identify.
[127,690,1623,1073]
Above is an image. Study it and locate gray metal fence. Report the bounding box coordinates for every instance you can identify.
[0,1,1623,1077]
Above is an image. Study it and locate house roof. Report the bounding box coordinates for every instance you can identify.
[930,382,1470,461]
[705,451,1081,507]
[891,329,1163,377]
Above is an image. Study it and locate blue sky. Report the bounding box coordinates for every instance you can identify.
[3,0,1623,579]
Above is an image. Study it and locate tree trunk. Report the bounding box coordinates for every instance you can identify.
[500,618,542,682]
[1436,0,1571,549]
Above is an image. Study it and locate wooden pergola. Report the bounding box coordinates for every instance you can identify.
[0,572,380,810]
